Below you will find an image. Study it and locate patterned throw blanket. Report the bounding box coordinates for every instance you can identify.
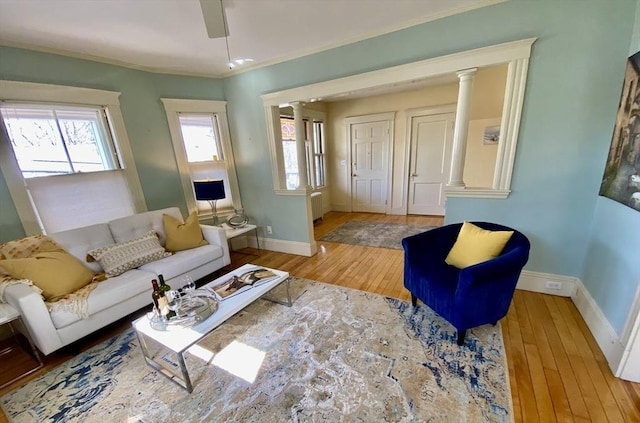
[0,234,102,318]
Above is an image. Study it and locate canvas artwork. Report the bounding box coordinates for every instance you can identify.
[599,50,640,212]
[483,125,500,145]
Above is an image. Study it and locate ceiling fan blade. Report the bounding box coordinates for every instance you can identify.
[199,0,229,39]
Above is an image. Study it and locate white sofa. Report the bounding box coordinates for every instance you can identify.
[4,207,230,355]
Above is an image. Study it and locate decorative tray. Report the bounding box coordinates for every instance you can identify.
[149,290,218,331]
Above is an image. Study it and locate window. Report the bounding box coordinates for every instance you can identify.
[0,81,146,235]
[1,105,118,178]
[278,112,326,190]
[161,99,242,221]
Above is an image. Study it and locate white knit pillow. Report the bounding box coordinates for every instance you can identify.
[87,231,170,277]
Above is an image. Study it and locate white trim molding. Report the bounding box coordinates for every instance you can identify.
[0,80,147,235]
[516,270,624,374]
[262,38,536,202]
[245,236,316,257]
[516,270,578,297]
[571,278,624,374]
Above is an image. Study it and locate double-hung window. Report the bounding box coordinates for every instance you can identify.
[162,99,241,221]
[279,111,326,190]
[0,81,145,235]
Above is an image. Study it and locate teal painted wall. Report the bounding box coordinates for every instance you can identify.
[224,0,636,261]
[0,46,225,241]
[580,0,640,335]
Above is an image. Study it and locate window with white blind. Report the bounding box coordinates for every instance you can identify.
[161,99,242,221]
[0,81,145,235]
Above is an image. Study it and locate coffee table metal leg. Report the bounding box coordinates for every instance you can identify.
[254,227,260,250]
[262,277,292,307]
[136,330,194,393]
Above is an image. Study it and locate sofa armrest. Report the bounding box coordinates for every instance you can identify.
[4,283,62,355]
[201,224,231,266]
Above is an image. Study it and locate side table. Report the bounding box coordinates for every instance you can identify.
[0,303,44,389]
[221,223,260,251]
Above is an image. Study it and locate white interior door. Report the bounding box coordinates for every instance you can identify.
[351,120,390,213]
[407,112,454,216]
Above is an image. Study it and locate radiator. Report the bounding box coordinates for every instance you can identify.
[311,192,324,221]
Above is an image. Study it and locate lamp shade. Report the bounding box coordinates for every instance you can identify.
[193,180,225,201]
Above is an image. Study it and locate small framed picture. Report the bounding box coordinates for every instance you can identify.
[483,126,500,145]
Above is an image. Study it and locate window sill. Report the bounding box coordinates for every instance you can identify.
[274,188,312,196]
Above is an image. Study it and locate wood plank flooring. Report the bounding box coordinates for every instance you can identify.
[1,211,638,422]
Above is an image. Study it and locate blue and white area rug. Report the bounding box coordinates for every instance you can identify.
[1,278,512,422]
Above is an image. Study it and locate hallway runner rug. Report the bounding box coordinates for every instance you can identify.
[319,220,436,249]
[1,278,512,422]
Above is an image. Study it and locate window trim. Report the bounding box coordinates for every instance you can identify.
[261,38,536,198]
[161,98,242,217]
[0,80,146,235]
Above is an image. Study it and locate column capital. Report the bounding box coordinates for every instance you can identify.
[456,68,478,79]
[290,101,304,110]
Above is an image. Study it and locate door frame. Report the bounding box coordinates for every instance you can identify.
[403,104,456,215]
[345,112,395,213]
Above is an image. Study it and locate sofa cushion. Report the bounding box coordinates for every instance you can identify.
[49,223,115,273]
[87,231,171,277]
[445,221,514,269]
[163,212,208,252]
[138,244,223,281]
[108,207,183,246]
[50,269,154,329]
[0,251,94,302]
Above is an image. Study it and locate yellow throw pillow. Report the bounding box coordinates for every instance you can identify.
[0,251,94,302]
[445,221,514,269]
[163,212,208,252]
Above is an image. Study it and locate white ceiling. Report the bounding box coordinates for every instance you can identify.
[0,0,500,77]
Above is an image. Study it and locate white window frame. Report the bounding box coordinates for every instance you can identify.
[262,38,536,199]
[0,80,146,235]
[279,109,327,191]
[161,98,242,217]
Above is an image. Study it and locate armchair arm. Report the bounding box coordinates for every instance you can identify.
[4,283,62,355]
[200,224,231,266]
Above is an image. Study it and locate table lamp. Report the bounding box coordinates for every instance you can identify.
[193,179,225,225]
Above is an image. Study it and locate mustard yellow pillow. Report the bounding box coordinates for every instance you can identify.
[163,212,208,252]
[445,221,514,269]
[0,251,94,302]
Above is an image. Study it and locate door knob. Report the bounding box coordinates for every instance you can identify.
[352,173,358,177]
[411,173,418,177]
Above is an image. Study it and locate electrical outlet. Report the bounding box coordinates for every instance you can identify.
[266,225,273,234]
[545,281,562,290]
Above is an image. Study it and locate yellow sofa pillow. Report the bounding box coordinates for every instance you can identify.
[163,212,208,252]
[0,251,94,302]
[445,221,514,269]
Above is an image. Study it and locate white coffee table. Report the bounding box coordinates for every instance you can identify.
[132,264,290,393]
[0,304,43,388]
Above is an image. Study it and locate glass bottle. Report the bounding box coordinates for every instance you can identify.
[151,279,168,317]
[158,274,175,318]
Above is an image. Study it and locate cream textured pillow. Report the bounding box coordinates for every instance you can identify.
[445,221,514,269]
[88,231,171,277]
[163,212,208,252]
[0,251,94,302]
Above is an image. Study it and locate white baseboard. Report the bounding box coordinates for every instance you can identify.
[516,270,578,297]
[517,270,623,373]
[330,203,351,212]
[239,235,316,257]
[571,278,624,373]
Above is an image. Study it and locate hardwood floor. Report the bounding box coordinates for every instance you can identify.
[1,211,638,422]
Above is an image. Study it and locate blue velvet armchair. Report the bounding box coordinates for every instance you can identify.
[401,222,530,345]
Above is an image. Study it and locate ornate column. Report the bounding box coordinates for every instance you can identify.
[292,102,309,190]
[447,68,477,188]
